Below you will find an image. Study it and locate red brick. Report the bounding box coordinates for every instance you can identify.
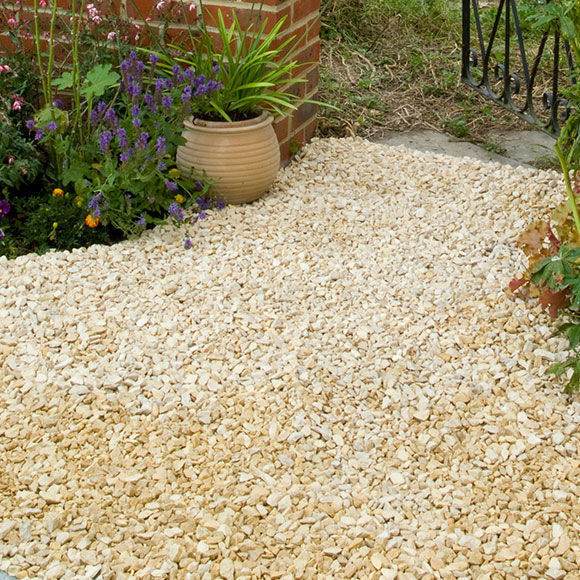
[273,116,290,143]
[279,139,292,165]
[292,38,320,75]
[292,98,318,127]
[292,0,319,23]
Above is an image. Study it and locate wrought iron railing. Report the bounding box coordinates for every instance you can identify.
[462,0,576,134]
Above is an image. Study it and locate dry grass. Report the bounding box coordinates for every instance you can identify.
[316,0,533,143]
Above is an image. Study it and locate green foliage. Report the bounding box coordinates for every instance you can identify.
[443,117,469,138]
[0,121,42,193]
[151,7,328,121]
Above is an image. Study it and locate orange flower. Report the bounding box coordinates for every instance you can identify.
[85,214,99,228]
[53,188,64,197]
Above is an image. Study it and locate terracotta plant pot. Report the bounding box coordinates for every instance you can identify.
[176,111,281,205]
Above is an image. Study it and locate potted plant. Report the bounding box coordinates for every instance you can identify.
[151,7,319,204]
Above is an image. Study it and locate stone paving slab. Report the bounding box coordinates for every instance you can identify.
[373,128,556,168]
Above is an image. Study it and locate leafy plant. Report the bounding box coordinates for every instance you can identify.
[149,6,326,122]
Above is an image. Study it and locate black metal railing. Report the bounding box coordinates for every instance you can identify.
[462,0,576,134]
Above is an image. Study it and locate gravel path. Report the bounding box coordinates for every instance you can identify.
[1,137,580,580]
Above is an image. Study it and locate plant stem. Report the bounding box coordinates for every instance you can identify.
[556,141,580,237]
[46,0,59,108]
[32,0,48,105]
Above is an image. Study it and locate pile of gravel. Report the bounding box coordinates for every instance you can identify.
[1,137,579,579]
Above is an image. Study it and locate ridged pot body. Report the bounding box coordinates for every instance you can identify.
[177,111,280,205]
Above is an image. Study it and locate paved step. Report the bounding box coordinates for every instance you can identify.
[373,129,556,169]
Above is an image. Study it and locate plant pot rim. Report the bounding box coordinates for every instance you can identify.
[184,111,273,133]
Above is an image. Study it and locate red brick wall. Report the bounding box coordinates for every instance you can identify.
[1,0,320,164]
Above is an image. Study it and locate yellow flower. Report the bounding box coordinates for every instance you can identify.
[53,188,64,197]
[85,214,99,228]
[52,222,58,229]
[174,194,185,204]
[168,168,180,178]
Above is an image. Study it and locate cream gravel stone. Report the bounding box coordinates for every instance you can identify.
[1,138,580,578]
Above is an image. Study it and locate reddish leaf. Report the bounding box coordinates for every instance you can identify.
[509,277,527,292]
[518,221,550,256]
[538,288,569,318]
[547,224,561,251]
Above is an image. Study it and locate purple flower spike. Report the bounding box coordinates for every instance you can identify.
[34,129,45,141]
[162,94,172,111]
[184,237,192,249]
[116,128,129,150]
[149,54,159,66]
[99,130,112,154]
[25,119,36,130]
[168,202,184,222]
[46,121,58,131]
[165,180,178,191]
[156,137,166,157]
[135,131,149,151]
[181,85,192,103]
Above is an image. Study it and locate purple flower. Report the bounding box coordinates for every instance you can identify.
[155,78,164,93]
[165,180,178,191]
[212,62,220,75]
[133,117,142,128]
[168,202,184,222]
[181,85,192,103]
[99,130,112,154]
[156,137,166,157]
[88,193,102,218]
[25,119,35,130]
[164,78,173,90]
[172,64,184,84]
[149,54,159,66]
[194,181,203,192]
[184,237,192,249]
[34,129,45,141]
[144,94,157,113]
[0,200,10,219]
[90,109,99,125]
[157,161,166,171]
[216,200,226,210]
[137,213,146,227]
[135,60,145,73]
[46,121,58,132]
[116,128,129,150]
[131,104,140,117]
[53,98,64,109]
[104,108,118,126]
[162,94,172,111]
[198,211,207,220]
[135,131,149,151]
[127,82,142,99]
[184,68,195,82]
[97,101,107,114]
[119,149,135,163]
[120,58,131,72]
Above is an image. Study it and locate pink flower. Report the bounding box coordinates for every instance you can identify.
[7,17,18,29]
[107,31,116,40]
[155,1,166,10]
[8,156,15,164]
[188,2,196,11]
[12,95,23,111]
[39,0,47,6]
[0,65,12,73]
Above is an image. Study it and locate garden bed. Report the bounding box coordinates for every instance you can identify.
[1,138,579,579]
